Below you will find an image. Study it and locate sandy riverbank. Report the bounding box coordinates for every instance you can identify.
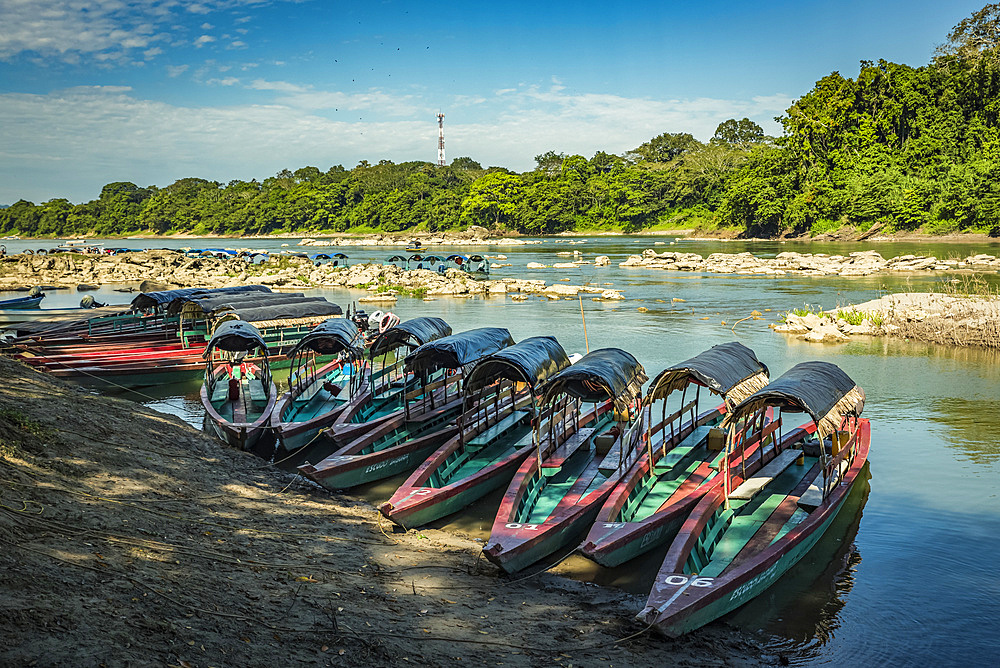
[0,356,772,666]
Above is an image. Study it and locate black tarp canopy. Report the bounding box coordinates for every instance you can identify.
[131,285,270,310]
[541,348,647,412]
[465,336,570,393]
[725,361,865,436]
[404,327,514,373]
[645,342,769,404]
[222,300,343,324]
[288,318,361,357]
[170,293,320,315]
[203,320,268,356]
[369,317,452,358]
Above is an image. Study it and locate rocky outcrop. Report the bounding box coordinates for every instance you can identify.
[0,251,621,300]
[773,292,1000,348]
[621,249,1000,276]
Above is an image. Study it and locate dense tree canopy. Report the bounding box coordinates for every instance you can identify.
[3,5,1000,239]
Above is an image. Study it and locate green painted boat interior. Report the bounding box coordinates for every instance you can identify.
[514,415,615,524]
[428,416,532,489]
[685,449,818,578]
[280,365,352,423]
[209,366,269,424]
[616,423,721,523]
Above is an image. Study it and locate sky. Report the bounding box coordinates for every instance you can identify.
[0,0,987,204]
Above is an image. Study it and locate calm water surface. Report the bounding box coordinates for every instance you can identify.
[6,235,1000,665]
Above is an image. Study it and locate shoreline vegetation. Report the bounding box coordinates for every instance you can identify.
[6,5,1000,244]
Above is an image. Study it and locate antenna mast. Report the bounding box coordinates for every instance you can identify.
[437,112,445,166]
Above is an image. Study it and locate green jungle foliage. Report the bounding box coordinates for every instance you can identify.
[4,6,1000,239]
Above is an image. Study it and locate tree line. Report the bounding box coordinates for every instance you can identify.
[4,5,1000,239]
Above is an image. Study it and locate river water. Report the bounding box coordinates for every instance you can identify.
[5,235,1000,665]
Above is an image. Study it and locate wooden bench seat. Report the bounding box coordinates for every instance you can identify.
[797,459,849,510]
[466,410,529,449]
[210,382,229,404]
[247,379,267,406]
[652,425,712,474]
[541,427,596,470]
[730,448,801,500]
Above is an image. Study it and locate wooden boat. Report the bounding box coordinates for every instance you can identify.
[581,342,771,567]
[298,325,508,491]
[269,318,365,459]
[484,348,648,573]
[0,293,44,309]
[379,335,569,529]
[200,320,278,455]
[638,361,869,637]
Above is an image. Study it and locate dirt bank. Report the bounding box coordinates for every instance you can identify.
[0,356,768,667]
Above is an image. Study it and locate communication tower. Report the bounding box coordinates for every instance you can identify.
[437,112,445,166]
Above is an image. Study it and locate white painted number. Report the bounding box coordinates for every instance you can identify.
[663,575,715,587]
[505,523,539,530]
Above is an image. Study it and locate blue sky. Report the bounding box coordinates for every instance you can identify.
[0,0,986,204]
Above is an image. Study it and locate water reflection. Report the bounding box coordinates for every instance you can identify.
[727,472,870,664]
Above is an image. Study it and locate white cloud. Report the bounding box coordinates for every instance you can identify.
[200,23,214,30]
[193,35,216,48]
[228,40,247,49]
[207,76,240,86]
[0,84,793,203]
[0,1,280,62]
[166,64,190,77]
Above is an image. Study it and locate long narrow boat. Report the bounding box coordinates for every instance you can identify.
[638,361,869,637]
[379,335,570,529]
[581,342,771,567]
[0,293,44,310]
[200,320,278,455]
[269,318,365,459]
[298,326,510,490]
[484,348,648,573]
[321,316,454,444]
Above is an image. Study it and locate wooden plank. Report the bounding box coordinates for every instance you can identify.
[466,410,529,448]
[247,379,267,405]
[652,425,712,473]
[541,427,595,469]
[730,448,800,500]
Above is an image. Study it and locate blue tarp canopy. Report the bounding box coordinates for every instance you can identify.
[465,336,570,393]
[726,361,864,435]
[646,342,769,403]
[541,348,647,412]
[405,327,514,373]
[203,320,268,356]
[289,318,361,357]
[130,285,270,311]
[369,316,452,358]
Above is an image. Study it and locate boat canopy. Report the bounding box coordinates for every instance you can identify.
[421,255,444,263]
[645,342,769,407]
[385,255,408,263]
[171,292,317,315]
[203,320,268,356]
[405,327,514,374]
[220,300,343,325]
[131,285,270,311]
[724,361,865,437]
[369,316,452,358]
[465,336,571,393]
[445,254,468,263]
[288,318,361,357]
[541,348,648,412]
